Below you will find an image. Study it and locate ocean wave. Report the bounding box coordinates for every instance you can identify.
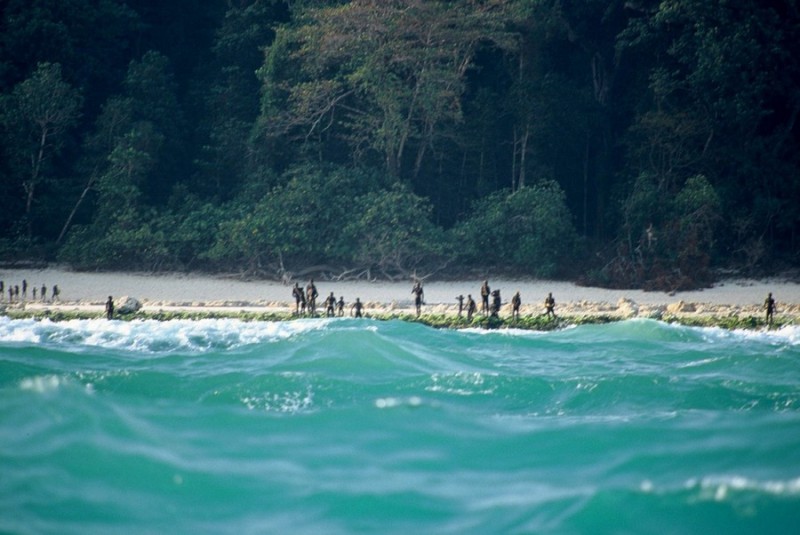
[3,311,800,535]
[0,316,338,354]
[3,315,799,357]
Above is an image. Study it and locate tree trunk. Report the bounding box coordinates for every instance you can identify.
[24,127,50,236]
[583,134,590,235]
[511,127,518,191]
[57,173,96,244]
[518,124,529,190]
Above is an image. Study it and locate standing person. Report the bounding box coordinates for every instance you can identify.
[456,295,464,317]
[22,280,27,300]
[480,280,490,315]
[511,291,521,321]
[306,279,318,315]
[105,296,114,320]
[292,283,304,314]
[412,282,424,317]
[466,295,477,321]
[40,284,47,302]
[490,289,501,318]
[0,280,4,300]
[337,296,345,317]
[764,292,776,326]
[351,298,364,318]
[325,292,336,317]
[14,286,19,302]
[32,286,37,300]
[52,285,60,302]
[8,287,13,303]
[544,292,556,319]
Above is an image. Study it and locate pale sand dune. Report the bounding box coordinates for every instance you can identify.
[1,266,798,318]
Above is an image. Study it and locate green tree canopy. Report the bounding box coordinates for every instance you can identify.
[257,0,517,180]
[0,62,82,236]
[454,180,581,277]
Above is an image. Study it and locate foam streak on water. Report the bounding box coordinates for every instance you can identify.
[1,317,799,534]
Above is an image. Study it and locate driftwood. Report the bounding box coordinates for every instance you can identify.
[277,260,451,284]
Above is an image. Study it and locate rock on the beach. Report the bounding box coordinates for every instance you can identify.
[115,296,142,314]
[617,298,639,318]
[667,301,696,314]
[642,305,666,320]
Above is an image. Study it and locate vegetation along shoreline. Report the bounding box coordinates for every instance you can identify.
[2,306,793,333]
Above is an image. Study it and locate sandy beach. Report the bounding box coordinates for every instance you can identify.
[1,266,799,320]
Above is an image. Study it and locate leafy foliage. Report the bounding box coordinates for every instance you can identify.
[343,182,449,278]
[1,0,798,285]
[454,181,581,277]
[0,62,82,235]
[603,173,722,290]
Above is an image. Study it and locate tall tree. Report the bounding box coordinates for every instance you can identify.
[58,51,182,247]
[257,0,517,181]
[193,0,289,197]
[620,0,800,264]
[0,62,82,237]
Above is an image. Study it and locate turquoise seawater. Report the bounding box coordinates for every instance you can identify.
[1,316,799,534]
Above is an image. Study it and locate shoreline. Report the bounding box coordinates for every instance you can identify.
[1,267,798,329]
[0,304,793,333]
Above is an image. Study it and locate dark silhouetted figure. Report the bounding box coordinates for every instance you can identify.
[41,284,47,302]
[544,292,556,319]
[412,282,424,317]
[480,280,490,315]
[490,289,501,318]
[105,296,114,320]
[0,281,4,301]
[337,296,345,317]
[456,295,464,317]
[351,298,364,318]
[22,279,27,299]
[466,295,476,321]
[52,285,60,302]
[511,291,521,321]
[8,287,13,303]
[32,287,37,300]
[14,286,19,301]
[764,292,776,326]
[292,283,305,314]
[306,279,318,315]
[325,292,336,317]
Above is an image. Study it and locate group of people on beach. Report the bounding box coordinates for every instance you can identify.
[453,280,557,322]
[1,274,781,326]
[287,277,780,325]
[291,279,365,318]
[0,279,60,303]
[288,278,560,321]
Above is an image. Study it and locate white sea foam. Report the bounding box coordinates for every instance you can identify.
[241,387,315,413]
[374,396,423,409]
[0,316,336,353]
[460,326,551,337]
[697,324,800,345]
[426,371,497,396]
[676,356,726,369]
[685,475,800,499]
[19,374,65,393]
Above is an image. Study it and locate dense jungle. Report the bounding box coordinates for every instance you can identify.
[1,0,798,289]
